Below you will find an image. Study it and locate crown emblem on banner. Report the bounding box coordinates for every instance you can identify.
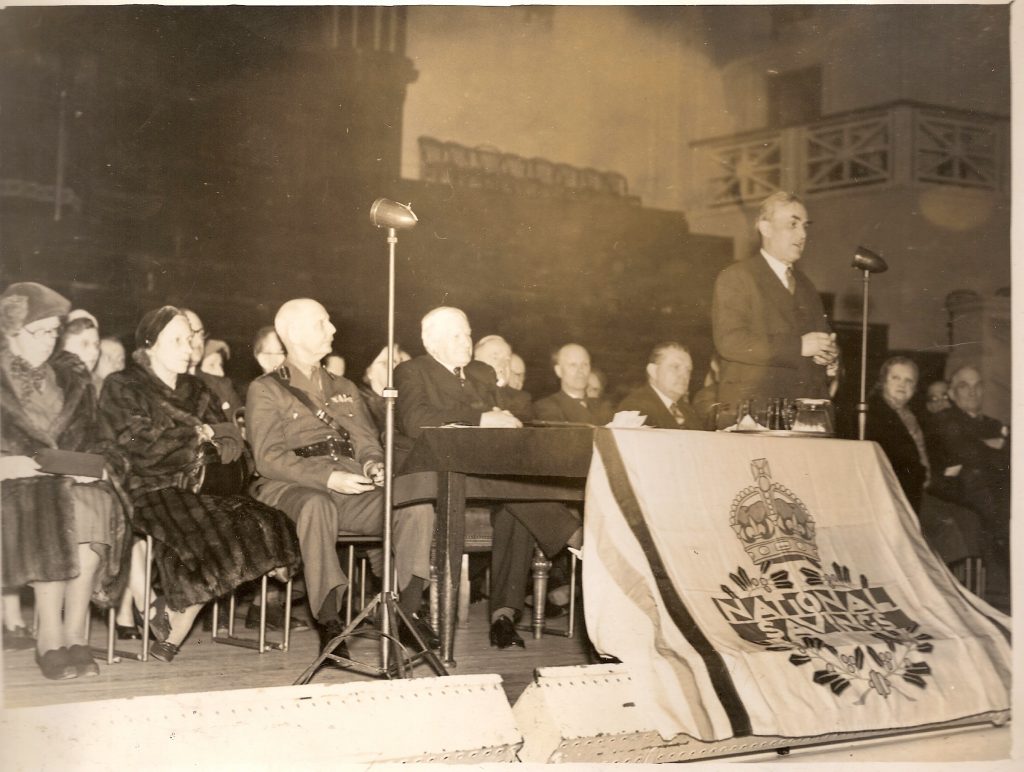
[729,458,818,568]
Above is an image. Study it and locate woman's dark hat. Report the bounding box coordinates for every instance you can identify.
[135,305,183,349]
[0,282,71,335]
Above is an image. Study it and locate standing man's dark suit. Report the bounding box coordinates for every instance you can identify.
[534,390,614,425]
[712,253,830,407]
[617,383,704,431]
[395,354,580,619]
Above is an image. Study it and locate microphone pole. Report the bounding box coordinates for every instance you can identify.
[852,246,888,440]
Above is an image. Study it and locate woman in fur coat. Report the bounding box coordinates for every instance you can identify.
[0,282,131,680]
[99,306,300,663]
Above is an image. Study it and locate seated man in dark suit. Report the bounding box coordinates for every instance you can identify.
[925,365,1010,566]
[246,299,437,656]
[534,343,615,425]
[395,307,581,650]
[618,342,704,430]
[474,334,533,422]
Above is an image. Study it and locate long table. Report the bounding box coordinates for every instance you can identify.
[393,426,594,665]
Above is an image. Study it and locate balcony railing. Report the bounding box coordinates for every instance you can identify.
[693,102,1009,207]
[418,136,639,204]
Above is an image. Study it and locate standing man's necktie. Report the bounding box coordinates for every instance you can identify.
[669,402,687,426]
[785,266,796,295]
[454,366,465,386]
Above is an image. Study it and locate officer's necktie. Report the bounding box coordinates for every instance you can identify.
[785,266,796,295]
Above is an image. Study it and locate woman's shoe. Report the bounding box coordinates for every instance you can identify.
[132,598,171,642]
[2,625,35,651]
[66,644,100,677]
[116,623,143,640]
[35,647,77,680]
[149,640,180,663]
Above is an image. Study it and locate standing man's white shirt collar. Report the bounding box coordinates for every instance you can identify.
[760,249,792,289]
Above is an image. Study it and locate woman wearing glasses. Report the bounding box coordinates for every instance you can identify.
[0,282,131,680]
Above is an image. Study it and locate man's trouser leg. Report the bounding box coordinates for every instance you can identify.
[489,506,538,617]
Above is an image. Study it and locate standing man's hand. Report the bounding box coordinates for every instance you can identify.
[803,332,836,361]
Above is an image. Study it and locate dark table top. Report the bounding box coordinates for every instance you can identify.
[398,426,595,478]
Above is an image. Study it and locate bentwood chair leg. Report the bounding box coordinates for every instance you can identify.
[567,553,578,639]
[106,607,116,663]
[531,547,551,640]
[142,535,153,662]
[346,546,356,626]
[457,553,471,628]
[257,574,268,653]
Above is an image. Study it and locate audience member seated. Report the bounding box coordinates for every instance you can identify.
[1,283,131,680]
[358,343,412,436]
[474,334,533,422]
[508,352,526,391]
[61,310,101,374]
[182,308,242,421]
[924,365,1010,570]
[618,342,704,430]
[535,343,614,425]
[395,307,582,650]
[201,339,230,377]
[864,357,929,512]
[246,300,437,658]
[252,325,287,376]
[100,306,301,663]
[324,354,346,377]
[93,336,126,395]
[923,379,951,418]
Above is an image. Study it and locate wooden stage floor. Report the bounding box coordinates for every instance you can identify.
[2,599,591,711]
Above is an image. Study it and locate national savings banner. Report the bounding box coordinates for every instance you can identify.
[582,428,1011,742]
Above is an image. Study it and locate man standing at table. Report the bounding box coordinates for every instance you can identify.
[246,299,437,656]
[711,192,837,414]
[618,342,704,430]
[534,343,614,425]
[396,307,581,650]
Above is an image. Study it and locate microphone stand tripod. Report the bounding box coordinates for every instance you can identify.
[294,221,447,684]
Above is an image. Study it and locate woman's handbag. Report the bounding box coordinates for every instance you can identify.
[194,441,251,497]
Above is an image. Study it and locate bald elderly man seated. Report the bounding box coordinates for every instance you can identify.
[246,298,437,657]
[395,307,581,650]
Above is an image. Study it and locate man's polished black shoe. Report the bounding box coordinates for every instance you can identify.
[398,613,440,651]
[318,621,350,661]
[489,615,525,649]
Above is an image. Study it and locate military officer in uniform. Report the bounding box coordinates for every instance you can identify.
[246,298,436,654]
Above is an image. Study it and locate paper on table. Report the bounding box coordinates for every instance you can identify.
[608,410,647,428]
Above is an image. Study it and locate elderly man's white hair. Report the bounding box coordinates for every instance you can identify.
[274,298,324,344]
[474,334,510,357]
[421,306,469,357]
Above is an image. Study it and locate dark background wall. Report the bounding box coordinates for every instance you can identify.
[1,6,731,400]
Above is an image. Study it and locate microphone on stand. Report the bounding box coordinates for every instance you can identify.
[852,246,887,440]
[370,199,418,230]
